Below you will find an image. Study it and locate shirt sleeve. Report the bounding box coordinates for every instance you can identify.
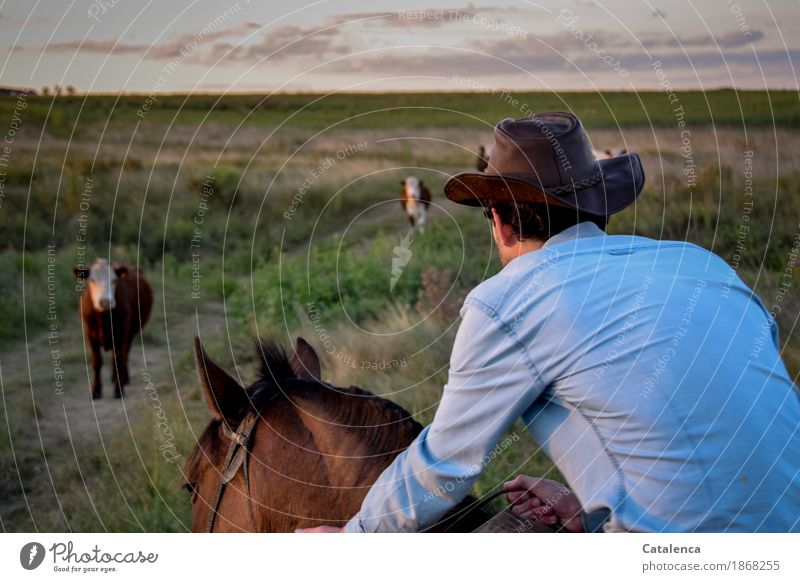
[343,302,546,532]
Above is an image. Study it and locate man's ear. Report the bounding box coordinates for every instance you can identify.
[493,211,517,247]
[74,266,89,280]
[113,264,129,278]
[194,337,247,426]
[290,337,321,381]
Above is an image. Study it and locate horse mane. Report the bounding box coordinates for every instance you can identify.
[253,339,422,438]
[183,338,422,486]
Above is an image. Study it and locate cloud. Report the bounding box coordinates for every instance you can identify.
[642,29,765,50]
[325,30,638,77]
[150,22,262,58]
[12,4,780,86]
[201,24,352,64]
[27,4,522,63]
[25,16,358,64]
[324,4,519,29]
[39,38,142,54]
[25,21,262,58]
[325,34,800,82]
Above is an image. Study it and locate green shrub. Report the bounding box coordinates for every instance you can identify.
[232,213,497,333]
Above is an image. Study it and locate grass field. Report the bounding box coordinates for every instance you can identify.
[2,90,799,136]
[0,91,797,531]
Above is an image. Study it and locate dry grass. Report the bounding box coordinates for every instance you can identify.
[1,94,798,531]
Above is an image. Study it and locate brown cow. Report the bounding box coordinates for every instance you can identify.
[74,259,153,399]
[476,145,489,172]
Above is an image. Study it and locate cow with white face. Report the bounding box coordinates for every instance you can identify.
[85,258,119,311]
[593,147,628,160]
[74,258,153,399]
[400,176,432,234]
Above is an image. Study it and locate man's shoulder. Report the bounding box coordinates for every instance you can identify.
[464,234,727,315]
[463,245,566,315]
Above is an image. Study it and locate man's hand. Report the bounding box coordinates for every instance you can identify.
[295,525,343,533]
[503,475,584,533]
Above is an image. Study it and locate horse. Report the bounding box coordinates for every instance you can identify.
[183,337,490,532]
[399,176,431,234]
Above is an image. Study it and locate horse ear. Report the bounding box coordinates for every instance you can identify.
[74,266,89,280]
[290,337,321,381]
[194,337,246,425]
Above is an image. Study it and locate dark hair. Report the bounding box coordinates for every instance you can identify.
[488,202,607,242]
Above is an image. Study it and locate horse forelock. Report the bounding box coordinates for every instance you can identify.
[257,339,292,379]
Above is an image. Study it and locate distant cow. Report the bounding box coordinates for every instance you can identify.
[74,259,153,399]
[400,176,432,233]
[593,147,628,160]
[476,145,489,172]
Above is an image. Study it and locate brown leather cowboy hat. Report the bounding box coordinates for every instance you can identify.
[444,112,645,216]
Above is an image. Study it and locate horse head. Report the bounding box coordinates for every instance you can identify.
[183,336,424,532]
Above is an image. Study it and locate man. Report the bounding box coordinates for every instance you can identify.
[301,112,800,533]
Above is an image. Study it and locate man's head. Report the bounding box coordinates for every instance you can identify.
[444,112,644,262]
[484,202,607,265]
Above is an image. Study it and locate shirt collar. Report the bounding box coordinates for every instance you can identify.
[503,221,606,271]
[541,221,606,249]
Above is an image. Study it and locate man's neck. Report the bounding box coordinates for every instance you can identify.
[498,222,607,266]
[500,238,545,266]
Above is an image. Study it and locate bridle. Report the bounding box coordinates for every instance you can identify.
[204,411,260,533]
[201,381,329,533]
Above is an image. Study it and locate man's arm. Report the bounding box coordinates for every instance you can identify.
[342,303,546,532]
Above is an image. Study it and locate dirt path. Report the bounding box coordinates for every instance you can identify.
[0,201,451,532]
[0,293,227,532]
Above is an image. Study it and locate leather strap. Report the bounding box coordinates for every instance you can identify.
[204,412,260,533]
[546,170,604,195]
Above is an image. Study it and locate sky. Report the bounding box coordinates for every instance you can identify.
[0,0,798,93]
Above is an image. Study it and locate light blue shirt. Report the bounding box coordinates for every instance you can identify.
[344,222,800,532]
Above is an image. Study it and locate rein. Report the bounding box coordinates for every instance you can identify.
[437,490,508,532]
[204,411,260,533]
[439,489,558,533]
[200,392,554,534]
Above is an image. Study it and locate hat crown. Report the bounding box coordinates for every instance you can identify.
[488,112,598,187]
[443,110,645,216]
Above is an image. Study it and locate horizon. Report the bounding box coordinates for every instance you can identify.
[3,87,798,96]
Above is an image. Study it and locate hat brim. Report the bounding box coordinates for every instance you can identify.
[444,153,645,216]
